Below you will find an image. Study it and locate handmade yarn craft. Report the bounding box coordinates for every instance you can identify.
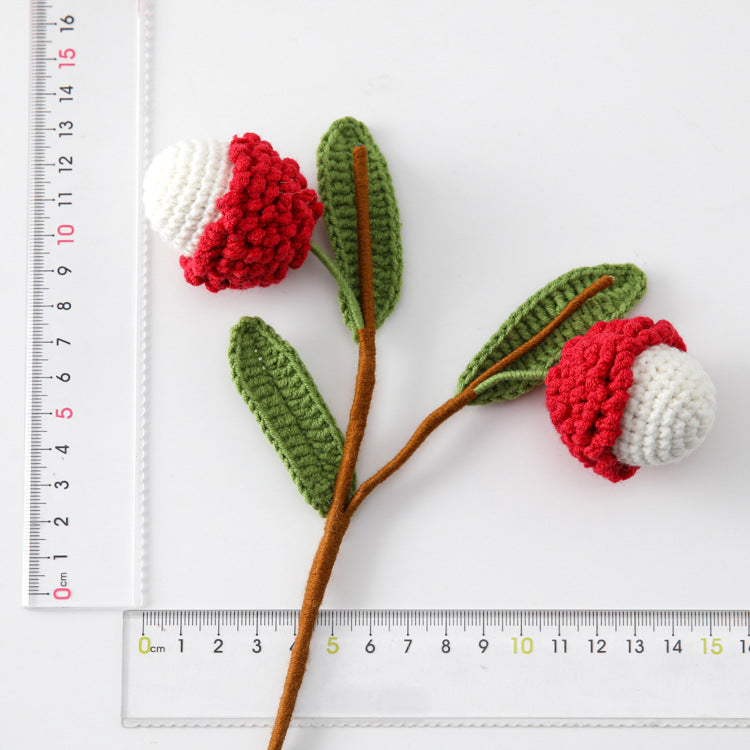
[144,117,717,749]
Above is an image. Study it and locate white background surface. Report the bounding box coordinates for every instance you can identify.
[3,1,750,748]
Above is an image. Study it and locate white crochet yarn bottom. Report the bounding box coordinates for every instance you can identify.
[613,344,716,468]
[143,138,232,256]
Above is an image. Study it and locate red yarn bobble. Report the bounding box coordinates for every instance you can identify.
[545,317,686,482]
[181,133,324,292]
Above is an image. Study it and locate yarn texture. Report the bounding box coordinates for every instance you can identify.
[545,317,686,481]
[142,138,232,256]
[181,134,324,292]
[228,316,350,516]
[612,344,716,468]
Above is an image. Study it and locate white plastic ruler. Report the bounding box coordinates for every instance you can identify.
[24,0,148,607]
[123,608,750,727]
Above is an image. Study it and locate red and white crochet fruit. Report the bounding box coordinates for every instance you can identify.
[545,317,716,482]
[143,133,323,292]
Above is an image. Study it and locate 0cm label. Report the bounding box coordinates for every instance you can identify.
[138,636,165,654]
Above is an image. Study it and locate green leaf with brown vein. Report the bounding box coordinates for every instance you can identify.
[317,116,403,334]
[457,263,648,405]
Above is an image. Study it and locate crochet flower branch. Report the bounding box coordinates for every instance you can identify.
[144,117,717,750]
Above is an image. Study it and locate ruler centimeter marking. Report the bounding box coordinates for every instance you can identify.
[123,608,750,727]
[24,0,146,607]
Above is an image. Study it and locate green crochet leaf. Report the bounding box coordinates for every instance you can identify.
[317,116,403,334]
[457,263,648,405]
[229,317,348,517]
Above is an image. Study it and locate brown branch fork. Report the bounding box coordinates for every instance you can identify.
[266,146,614,750]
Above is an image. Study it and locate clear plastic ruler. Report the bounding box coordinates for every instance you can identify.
[123,608,750,727]
[24,0,149,607]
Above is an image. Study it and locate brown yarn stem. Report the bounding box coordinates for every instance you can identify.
[353,145,376,332]
[345,275,615,518]
[267,147,378,750]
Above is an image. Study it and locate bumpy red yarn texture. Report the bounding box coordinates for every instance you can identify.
[180,134,324,292]
[545,317,686,482]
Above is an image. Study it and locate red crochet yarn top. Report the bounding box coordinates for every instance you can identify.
[180,133,324,292]
[545,317,686,482]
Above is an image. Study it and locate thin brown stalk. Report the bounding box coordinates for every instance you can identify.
[267,147,377,750]
[353,145,376,332]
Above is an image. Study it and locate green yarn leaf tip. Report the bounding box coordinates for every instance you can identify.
[229,317,348,517]
[457,263,648,405]
[317,116,403,334]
